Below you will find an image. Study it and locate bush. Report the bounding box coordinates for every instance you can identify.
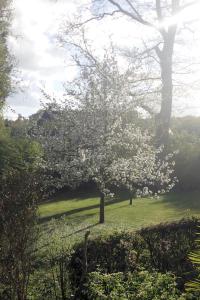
[70,218,199,297]
[86,270,187,300]
[185,227,200,296]
[70,231,147,297]
[0,170,43,300]
[140,218,199,285]
[28,218,76,300]
[28,270,58,300]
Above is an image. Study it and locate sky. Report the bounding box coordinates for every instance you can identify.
[4,0,200,119]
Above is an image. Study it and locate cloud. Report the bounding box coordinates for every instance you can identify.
[6,0,79,118]
[5,0,200,119]
[5,0,156,119]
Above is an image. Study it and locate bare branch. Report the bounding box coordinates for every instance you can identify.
[107,0,156,28]
[72,10,121,28]
[125,0,143,20]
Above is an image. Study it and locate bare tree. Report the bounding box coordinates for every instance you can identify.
[71,0,198,146]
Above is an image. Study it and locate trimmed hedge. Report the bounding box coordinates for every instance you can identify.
[140,218,198,283]
[70,232,147,298]
[70,218,199,298]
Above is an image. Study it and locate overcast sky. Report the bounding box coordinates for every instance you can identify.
[4,0,200,119]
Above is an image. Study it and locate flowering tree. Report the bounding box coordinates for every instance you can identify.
[63,46,176,222]
[29,105,87,192]
[30,46,175,223]
[109,125,176,205]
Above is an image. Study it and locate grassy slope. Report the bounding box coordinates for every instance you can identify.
[39,191,200,231]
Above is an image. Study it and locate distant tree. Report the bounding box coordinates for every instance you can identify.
[0,117,19,175]
[167,117,200,191]
[0,135,43,179]
[5,115,29,138]
[29,104,87,193]
[171,116,200,138]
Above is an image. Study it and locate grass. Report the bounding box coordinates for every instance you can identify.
[39,191,200,234]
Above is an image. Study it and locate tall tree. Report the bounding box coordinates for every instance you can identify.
[0,0,13,109]
[74,0,198,146]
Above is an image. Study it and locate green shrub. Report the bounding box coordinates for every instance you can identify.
[140,218,198,285]
[28,218,76,300]
[86,270,187,300]
[0,170,42,300]
[185,228,200,298]
[70,218,199,297]
[70,231,147,297]
[28,270,57,300]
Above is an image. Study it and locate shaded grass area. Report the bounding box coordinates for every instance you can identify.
[39,191,200,232]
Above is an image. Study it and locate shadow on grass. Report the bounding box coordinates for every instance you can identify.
[39,197,128,224]
[39,212,98,234]
[43,187,130,204]
[43,191,99,204]
[66,222,99,237]
[37,221,100,252]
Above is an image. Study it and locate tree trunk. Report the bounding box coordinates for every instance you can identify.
[156,40,174,147]
[155,0,179,147]
[129,196,133,205]
[99,194,105,224]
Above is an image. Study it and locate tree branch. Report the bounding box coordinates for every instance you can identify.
[73,10,121,28]
[107,0,156,28]
[125,0,143,20]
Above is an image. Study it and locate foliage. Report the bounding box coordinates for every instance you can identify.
[169,117,200,191]
[185,226,200,295]
[30,48,175,223]
[70,218,199,297]
[86,271,187,300]
[0,118,43,178]
[70,232,146,286]
[70,230,149,298]
[28,217,78,300]
[28,270,59,300]
[40,219,74,300]
[5,115,29,138]
[171,117,200,139]
[0,170,43,300]
[0,0,13,108]
[140,218,199,286]
[29,105,85,192]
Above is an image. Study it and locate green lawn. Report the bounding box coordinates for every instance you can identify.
[39,191,200,232]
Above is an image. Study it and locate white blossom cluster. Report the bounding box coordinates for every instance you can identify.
[29,50,176,198]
